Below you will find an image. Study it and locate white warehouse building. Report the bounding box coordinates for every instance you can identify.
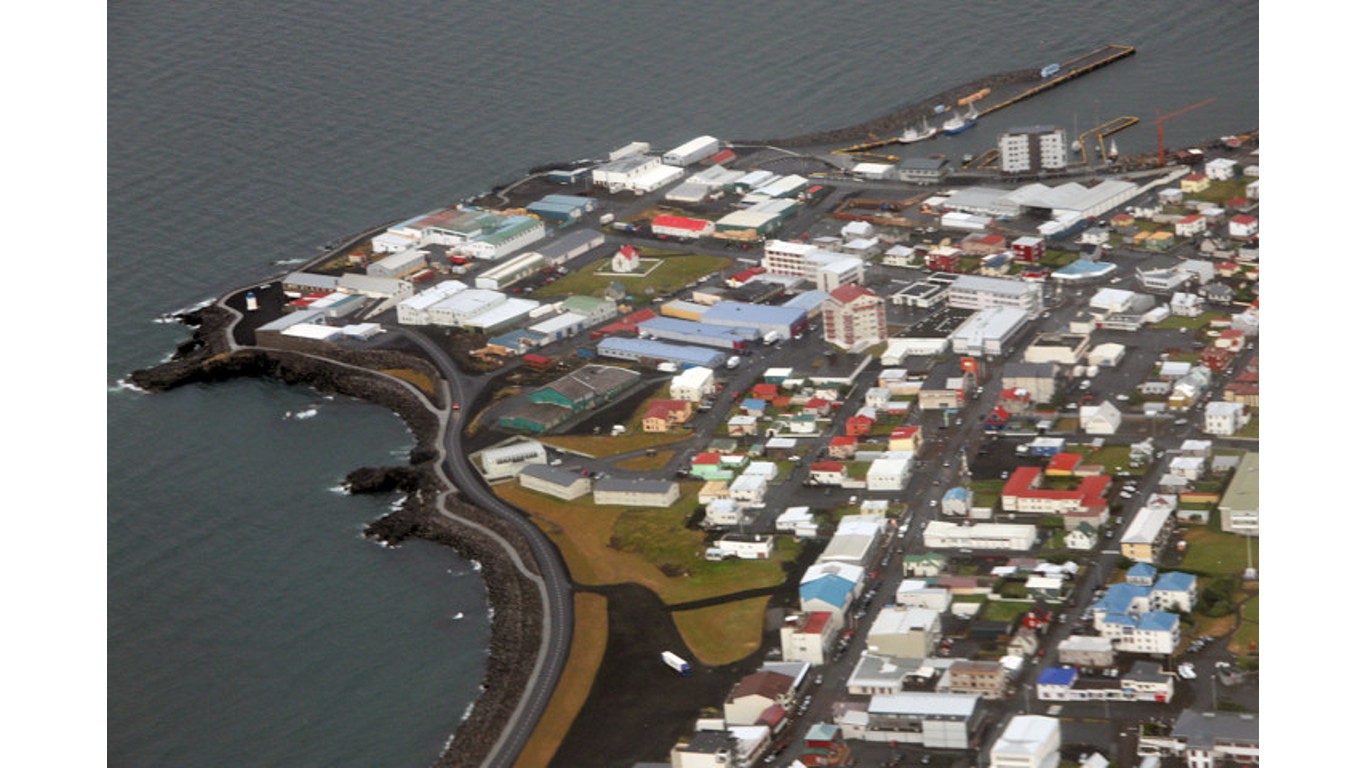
[949,306,1032,356]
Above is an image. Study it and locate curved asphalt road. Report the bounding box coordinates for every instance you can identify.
[398,329,574,768]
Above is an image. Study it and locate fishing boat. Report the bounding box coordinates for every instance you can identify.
[900,117,938,144]
[940,104,978,136]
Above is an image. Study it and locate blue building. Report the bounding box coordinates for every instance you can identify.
[595,336,726,369]
[700,301,808,340]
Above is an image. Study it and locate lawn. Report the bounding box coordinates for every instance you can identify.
[980,600,1036,624]
[496,482,797,605]
[539,430,694,458]
[1150,311,1224,330]
[1179,526,1259,577]
[1235,416,1258,438]
[1082,445,1131,472]
[1040,249,1080,269]
[513,592,608,768]
[1189,179,1249,205]
[1229,593,1259,655]
[671,595,771,666]
[529,252,730,301]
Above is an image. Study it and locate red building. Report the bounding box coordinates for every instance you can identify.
[1011,235,1046,262]
[845,414,874,437]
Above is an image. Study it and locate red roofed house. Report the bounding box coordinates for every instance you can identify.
[888,426,923,454]
[822,284,888,352]
[1215,261,1240,278]
[809,461,849,485]
[827,436,858,460]
[804,398,833,417]
[1109,214,1137,234]
[845,413,874,437]
[1174,214,1207,237]
[1229,214,1259,240]
[962,232,1008,256]
[1226,196,1253,212]
[611,244,641,273]
[1215,329,1247,353]
[751,382,779,401]
[1180,173,1210,194]
[1046,452,1083,476]
[723,670,797,726]
[651,214,715,240]
[642,399,693,432]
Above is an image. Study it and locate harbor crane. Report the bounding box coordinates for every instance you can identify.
[1155,98,1216,164]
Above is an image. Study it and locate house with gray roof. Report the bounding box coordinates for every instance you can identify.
[593,477,680,508]
[1140,710,1259,767]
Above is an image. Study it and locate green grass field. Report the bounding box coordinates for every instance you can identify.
[530,252,729,301]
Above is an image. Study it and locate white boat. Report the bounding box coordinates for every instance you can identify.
[900,117,938,144]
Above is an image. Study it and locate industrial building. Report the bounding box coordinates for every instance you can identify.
[1219,452,1259,536]
[367,247,428,279]
[662,135,721,167]
[474,251,547,290]
[591,154,662,192]
[396,281,470,325]
[700,301,808,340]
[988,715,1062,768]
[948,306,1031,356]
[595,336,727,369]
[528,229,606,266]
[638,316,758,351]
[999,125,1068,174]
[478,440,548,480]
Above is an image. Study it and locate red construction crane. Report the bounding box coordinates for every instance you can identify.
[1155,98,1216,164]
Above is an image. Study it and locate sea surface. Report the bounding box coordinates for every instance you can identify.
[108,2,1257,765]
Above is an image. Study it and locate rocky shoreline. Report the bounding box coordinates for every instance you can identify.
[130,304,545,768]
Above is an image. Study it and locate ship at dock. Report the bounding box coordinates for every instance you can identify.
[940,104,978,135]
[900,117,938,144]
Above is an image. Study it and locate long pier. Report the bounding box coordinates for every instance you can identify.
[977,44,1137,118]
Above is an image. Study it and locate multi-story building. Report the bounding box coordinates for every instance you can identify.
[780,611,837,665]
[948,275,1043,318]
[1219,453,1260,536]
[822,285,888,351]
[948,661,1008,700]
[592,478,680,508]
[999,125,1068,174]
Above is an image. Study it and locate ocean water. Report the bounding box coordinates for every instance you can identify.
[108,2,1256,765]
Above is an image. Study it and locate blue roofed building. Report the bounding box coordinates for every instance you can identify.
[800,575,858,628]
[1126,563,1157,586]
[700,301,809,340]
[638,316,759,351]
[740,398,768,417]
[1036,666,1079,700]
[1151,572,1198,612]
[595,336,727,369]
[1099,610,1181,655]
[942,486,972,516]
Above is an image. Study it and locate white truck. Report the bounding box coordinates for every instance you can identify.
[762,330,780,345]
[661,650,691,676]
[726,356,741,369]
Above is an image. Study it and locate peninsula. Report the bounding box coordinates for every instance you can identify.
[131,43,1261,768]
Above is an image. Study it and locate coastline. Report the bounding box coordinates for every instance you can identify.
[122,46,1257,766]
[128,308,546,768]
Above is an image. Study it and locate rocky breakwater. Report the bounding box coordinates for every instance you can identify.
[129,306,546,768]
